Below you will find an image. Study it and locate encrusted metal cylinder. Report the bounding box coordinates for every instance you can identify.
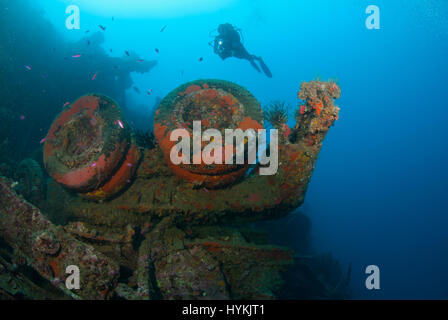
[43,94,140,200]
[154,79,263,188]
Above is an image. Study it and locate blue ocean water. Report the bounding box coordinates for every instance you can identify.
[18,0,448,298]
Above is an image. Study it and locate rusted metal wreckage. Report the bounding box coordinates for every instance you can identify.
[0,79,342,299]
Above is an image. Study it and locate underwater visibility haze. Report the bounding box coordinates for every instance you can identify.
[0,0,447,300]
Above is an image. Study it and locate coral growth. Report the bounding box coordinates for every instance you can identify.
[0,79,343,300]
[0,177,119,299]
[292,80,340,145]
[43,94,140,200]
[154,80,264,189]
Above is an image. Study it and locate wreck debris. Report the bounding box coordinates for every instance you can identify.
[15,158,46,206]
[0,177,120,299]
[42,79,341,228]
[82,141,140,201]
[0,250,68,299]
[43,94,140,200]
[154,80,264,189]
[131,218,293,299]
[0,79,344,300]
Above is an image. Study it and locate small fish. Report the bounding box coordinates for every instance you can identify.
[203,188,209,193]
[99,25,106,31]
[117,120,124,129]
[40,137,47,144]
[155,48,159,54]
[112,17,114,21]
[91,162,97,168]
[126,163,132,167]
[133,86,141,94]
[24,65,31,70]
[85,30,90,33]
[110,49,113,53]
[87,40,90,45]
[160,25,167,32]
[19,115,25,120]
[137,59,144,63]
[147,89,152,95]
[63,101,70,107]
[198,57,203,62]
[92,72,98,80]
[72,54,81,58]
[125,51,130,56]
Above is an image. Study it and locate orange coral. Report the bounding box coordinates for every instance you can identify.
[44,94,129,193]
[184,85,202,95]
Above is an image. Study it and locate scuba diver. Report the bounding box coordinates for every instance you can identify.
[212,23,272,78]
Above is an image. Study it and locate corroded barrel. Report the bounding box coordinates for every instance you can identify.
[43,94,140,200]
[154,79,263,188]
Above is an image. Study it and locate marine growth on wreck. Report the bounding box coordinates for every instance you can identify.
[0,0,350,301]
[0,77,348,300]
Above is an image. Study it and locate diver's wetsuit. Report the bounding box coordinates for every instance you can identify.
[213,23,272,78]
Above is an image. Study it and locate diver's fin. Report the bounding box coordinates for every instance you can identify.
[249,59,261,73]
[259,58,273,78]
